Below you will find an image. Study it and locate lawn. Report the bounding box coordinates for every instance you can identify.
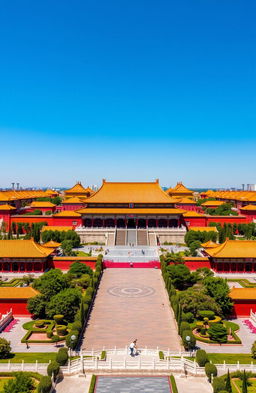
[0,378,13,389]
[207,353,256,364]
[0,352,57,363]
[76,251,91,256]
[233,378,256,393]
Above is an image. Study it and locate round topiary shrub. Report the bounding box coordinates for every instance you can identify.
[47,360,60,380]
[212,377,226,393]
[196,349,208,367]
[205,362,217,382]
[198,310,215,320]
[38,375,52,393]
[35,320,45,328]
[56,325,67,336]
[53,315,64,325]
[56,347,69,366]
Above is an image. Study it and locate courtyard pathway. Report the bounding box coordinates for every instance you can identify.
[175,376,212,393]
[82,269,181,351]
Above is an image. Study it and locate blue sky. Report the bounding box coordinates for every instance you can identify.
[0,0,255,189]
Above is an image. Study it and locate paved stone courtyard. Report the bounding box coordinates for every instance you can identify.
[82,269,181,350]
[95,376,171,393]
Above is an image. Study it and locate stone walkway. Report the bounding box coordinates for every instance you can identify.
[82,269,181,351]
[175,376,212,393]
[55,375,91,393]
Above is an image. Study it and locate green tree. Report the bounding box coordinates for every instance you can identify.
[205,362,217,382]
[61,240,76,256]
[27,294,47,318]
[242,370,248,393]
[2,372,34,393]
[46,288,82,322]
[68,262,93,278]
[167,264,197,290]
[179,289,221,317]
[33,269,69,300]
[225,369,232,393]
[208,323,228,343]
[0,338,11,359]
[203,277,233,316]
[251,340,256,358]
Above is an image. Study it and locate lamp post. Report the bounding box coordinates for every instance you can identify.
[70,334,77,357]
[186,335,191,356]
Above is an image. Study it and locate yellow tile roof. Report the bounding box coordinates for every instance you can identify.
[182,211,204,217]
[65,182,91,194]
[167,182,194,195]
[53,211,81,217]
[30,201,56,208]
[0,240,53,258]
[77,207,186,215]
[230,288,256,300]
[206,240,256,258]
[200,190,256,203]
[240,204,256,211]
[0,190,55,202]
[63,197,84,204]
[0,204,16,210]
[0,287,39,299]
[43,240,61,248]
[83,180,174,204]
[201,240,219,248]
[189,226,218,232]
[41,226,73,232]
[201,200,225,206]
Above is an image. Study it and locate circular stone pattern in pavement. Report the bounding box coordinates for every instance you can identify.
[107,285,155,298]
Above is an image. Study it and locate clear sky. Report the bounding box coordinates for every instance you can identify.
[0,0,255,189]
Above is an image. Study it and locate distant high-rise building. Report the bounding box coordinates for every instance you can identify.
[247,184,256,191]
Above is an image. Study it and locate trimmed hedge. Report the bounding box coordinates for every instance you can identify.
[89,375,96,393]
[47,360,60,380]
[170,375,178,393]
[38,375,52,393]
[196,349,208,367]
[205,362,217,382]
[159,351,164,360]
[56,348,68,366]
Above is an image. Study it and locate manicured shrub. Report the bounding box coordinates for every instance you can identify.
[72,320,82,332]
[56,325,67,336]
[56,347,68,366]
[205,362,217,382]
[66,330,79,349]
[89,375,96,393]
[208,324,227,343]
[35,320,45,328]
[83,294,92,304]
[0,338,11,359]
[182,330,196,350]
[201,327,207,335]
[251,340,256,358]
[213,377,226,393]
[170,375,178,393]
[180,322,190,336]
[198,310,215,320]
[159,351,164,360]
[53,314,64,324]
[182,312,194,323]
[208,316,222,326]
[47,360,60,380]
[86,287,94,296]
[196,349,208,367]
[38,375,52,393]
[47,331,53,339]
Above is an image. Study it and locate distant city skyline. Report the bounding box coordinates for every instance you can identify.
[0,0,255,187]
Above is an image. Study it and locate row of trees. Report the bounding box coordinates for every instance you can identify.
[210,222,256,241]
[185,230,218,255]
[36,196,62,205]
[5,222,47,242]
[204,202,238,216]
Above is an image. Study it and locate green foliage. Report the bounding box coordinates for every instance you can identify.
[208,323,228,343]
[46,288,82,322]
[100,351,106,360]
[251,340,256,359]
[41,229,80,246]
[68,262,93,278]
[205,203,237,216]
[205,362,217,382]
[27,295,47,318]
[33,269,69,300]
[88,375,96,393]
[47,360,60,380]
[0,338,11,359]
[169,375,178,393]
[61,240,76,256]
[178,288,221,317]
[53,315,64,324]
[66,330,79,349]
[198,310,215,320]
[180,322,190,336]
[56,348,68,366]
[182,312,194,323]
[56,325,67,336]
[225,369,232,393]
[167,264,197,290]
[203,277,233,316]
[2,372,34,393]
[196,349,208,367]
[185,230,218,247]
[159,351,164,360]
[242,369,248,393]
[38,375,52,393]
[213,377,226,393]
[182,330,196,350]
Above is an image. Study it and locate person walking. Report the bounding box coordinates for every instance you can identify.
[129,339,137,357]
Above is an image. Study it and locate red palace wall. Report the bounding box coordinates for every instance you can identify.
[52,257,97,270]
[51,217,82,227]
[0,300,31,316]
[10,215,54,226]
[184,217,207,227]
[175,205,198,212]
[62,204,84,211]
[103,260,160,268]
[232,301,256,318]
[183,257,211,270]
[239,212,256,222]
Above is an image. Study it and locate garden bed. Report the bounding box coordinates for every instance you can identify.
[22,319,69,344]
